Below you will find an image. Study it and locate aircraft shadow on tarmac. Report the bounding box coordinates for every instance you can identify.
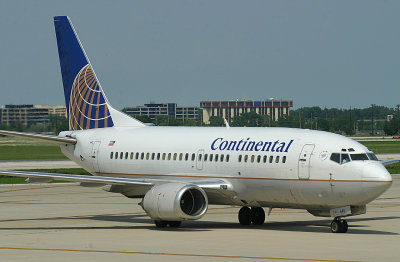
[0,214,398,235]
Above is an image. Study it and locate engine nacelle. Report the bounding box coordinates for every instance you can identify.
[141,183,208,221]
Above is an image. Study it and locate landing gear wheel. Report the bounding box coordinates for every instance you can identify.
[340,220,348,233]
[168,221,182,228]
[155,220,168,228]
[238,207,252,225]
[251,207,265,225]
[330,218,348,233]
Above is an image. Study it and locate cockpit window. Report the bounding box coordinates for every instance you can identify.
[341,154,351,164]
[367,153,378,161]
[350,154,369,161]
[330,153,340,164]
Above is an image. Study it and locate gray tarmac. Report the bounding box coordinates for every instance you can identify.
[0,176,399,262]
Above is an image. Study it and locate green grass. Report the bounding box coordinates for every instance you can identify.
[0,168,90,184]
[359,141,400,153]
[385,162,400,175]
[0,145,66,160]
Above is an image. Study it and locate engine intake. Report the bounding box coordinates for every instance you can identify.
[142,183,208,221]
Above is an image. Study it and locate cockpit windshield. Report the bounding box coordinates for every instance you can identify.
[330,152,378,164]
[367,153,378,161]
[350,154,369,161]
[330,153,351,164]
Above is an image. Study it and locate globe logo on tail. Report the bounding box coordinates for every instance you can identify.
[69,64,114,130]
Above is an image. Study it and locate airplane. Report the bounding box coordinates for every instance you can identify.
[0,16,394,233]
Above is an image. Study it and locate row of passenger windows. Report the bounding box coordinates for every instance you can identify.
[109,152,287,164]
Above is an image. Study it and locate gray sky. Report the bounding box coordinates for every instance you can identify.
[0,0,399,109]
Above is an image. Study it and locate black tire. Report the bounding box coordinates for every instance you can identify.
[330,220,342,233]
[155,220,168,228]
[168,221,182,228]
[251,207,265,225]
[341,220,348,233]
[238,207,252,225]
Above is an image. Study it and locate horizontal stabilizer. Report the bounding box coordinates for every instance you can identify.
[0,130,76,144]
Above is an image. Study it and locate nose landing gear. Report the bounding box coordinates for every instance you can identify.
[330,218,348,233]
[238,207,265,225]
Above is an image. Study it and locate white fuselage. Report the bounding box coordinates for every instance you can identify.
[60,126,392,211]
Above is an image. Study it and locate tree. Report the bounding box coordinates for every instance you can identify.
[384,118,399,136]
[208,116,225,126]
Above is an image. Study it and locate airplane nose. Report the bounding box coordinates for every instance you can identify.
[362,162,392,199]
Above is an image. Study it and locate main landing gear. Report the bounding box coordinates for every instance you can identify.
[238,207,265,225]
[154,220,182,228]
[330,218,348,233]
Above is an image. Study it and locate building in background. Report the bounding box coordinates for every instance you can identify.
[200,100,293,124]
[35,105,67,118]
[0,105,67,126]
[123,103,200,123]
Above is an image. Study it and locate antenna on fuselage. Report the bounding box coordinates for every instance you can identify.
[223,118,230,129]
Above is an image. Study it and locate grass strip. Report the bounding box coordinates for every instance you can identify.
[0,146,66,160]
[359,141,400,153]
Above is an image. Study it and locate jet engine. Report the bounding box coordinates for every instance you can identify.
[141,182,208,221]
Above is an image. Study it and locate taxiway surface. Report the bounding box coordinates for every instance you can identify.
[0,176,399,262]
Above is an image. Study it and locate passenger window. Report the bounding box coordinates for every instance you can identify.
[146,153,150,160]
[226,154,230,162]
[152,153,155,160]
[220,154,224,162]
[198,154,202,161]
[257,155,261,163]
[215,154,219,162]
[244,155,248,163]
[238,155,242,162]
[125,152,128,159]
[209,154,213,161]
[191,153,195,161]
[275,156,280,163]
[185,153,189,161]
[330,153,340,164]
[130,152,134,159]
[135,152,139,160]
[263,155,267,163]
[204,154,208,161]
[173,153,177,160]
[269,156,273,163]
[341,154,351,164]
[179,153,183,161]
[110,152,113,159]
[141,152,144,160]
[162,153,166,160]
[168,153,172,160]
[157,153,161,160]
[120,152,123,159]
[282,156,286,163]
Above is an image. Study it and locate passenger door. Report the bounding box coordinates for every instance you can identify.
[90,141,101,173]
[298,144,315,179]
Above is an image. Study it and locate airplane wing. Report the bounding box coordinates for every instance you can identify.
[381,159,399,166]
[0,130,76,145]
[0,170,152,186]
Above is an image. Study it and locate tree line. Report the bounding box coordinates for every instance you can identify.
[1,105,399,136]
